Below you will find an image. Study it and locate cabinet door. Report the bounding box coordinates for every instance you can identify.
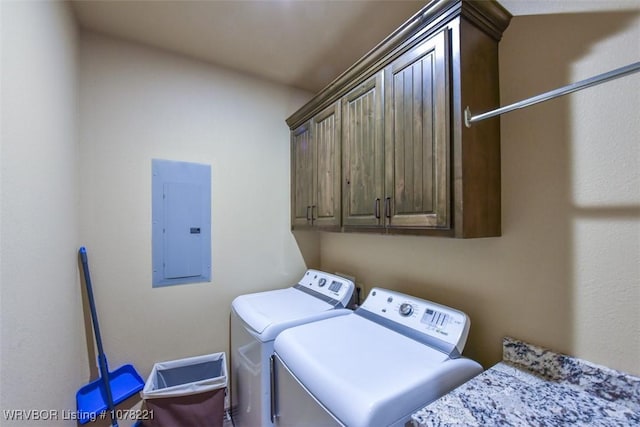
[312,102,341,228]
[291,122,313,228]
[384,30,450,228]
[342,71,385,227]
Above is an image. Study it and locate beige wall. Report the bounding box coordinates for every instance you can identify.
[1,6,315,422]
[0,1,85,424]
[78,32,313,380]
[320,12,640,376]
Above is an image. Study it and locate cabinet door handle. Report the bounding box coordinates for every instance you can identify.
[311,205,316,222]
[306,205,311,221]
[374,198,381,219]
[385,197,392,219]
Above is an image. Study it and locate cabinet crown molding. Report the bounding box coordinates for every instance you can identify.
[286,0,511,130]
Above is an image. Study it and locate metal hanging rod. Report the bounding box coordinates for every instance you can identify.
[464,61,640,128]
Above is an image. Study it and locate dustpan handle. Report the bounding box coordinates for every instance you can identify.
[79,247,118,427]
[79,247,107,359]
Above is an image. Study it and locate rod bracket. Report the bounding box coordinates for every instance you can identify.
[464,106,472,128]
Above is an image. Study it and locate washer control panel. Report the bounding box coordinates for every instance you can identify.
[297,269,355,307]
[359,288,471,354]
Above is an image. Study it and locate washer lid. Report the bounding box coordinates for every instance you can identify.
[274,313,483,427]
[231,270,355,342]
[232,287,338,341]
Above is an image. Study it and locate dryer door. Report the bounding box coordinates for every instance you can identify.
[272,354,343,427]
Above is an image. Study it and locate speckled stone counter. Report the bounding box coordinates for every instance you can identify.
[412,337,640,426]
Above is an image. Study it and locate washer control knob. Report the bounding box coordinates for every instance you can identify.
[318,278,327,287]
[399,303,413,317]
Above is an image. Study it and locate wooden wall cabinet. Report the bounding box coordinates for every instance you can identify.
[342,71,384,228]
[291,121,313,228]
[288,0,511,238]
[290,102,341,230]
[384,29,450,230]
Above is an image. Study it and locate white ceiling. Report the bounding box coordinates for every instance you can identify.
[71,0,640,93]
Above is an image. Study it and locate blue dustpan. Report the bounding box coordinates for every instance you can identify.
[76,363,144,424]
[76,247,144,426]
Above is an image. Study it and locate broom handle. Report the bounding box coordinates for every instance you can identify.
[79,247,118,427]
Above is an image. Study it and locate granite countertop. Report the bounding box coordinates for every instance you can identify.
[412,337,640,426]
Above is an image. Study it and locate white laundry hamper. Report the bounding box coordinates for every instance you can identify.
[140,352,227,427]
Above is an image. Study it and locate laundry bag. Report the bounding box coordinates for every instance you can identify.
[140,352,227,427]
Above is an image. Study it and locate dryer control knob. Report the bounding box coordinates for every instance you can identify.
[399,303,413,317]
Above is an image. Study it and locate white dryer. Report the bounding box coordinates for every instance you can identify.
[272,287,483,427]
[230,269,355,427]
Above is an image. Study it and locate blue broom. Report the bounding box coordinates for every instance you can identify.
[76,247,144,426]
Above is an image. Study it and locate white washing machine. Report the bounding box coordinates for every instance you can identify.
[271,287,483,427]
[230,269,355,427]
